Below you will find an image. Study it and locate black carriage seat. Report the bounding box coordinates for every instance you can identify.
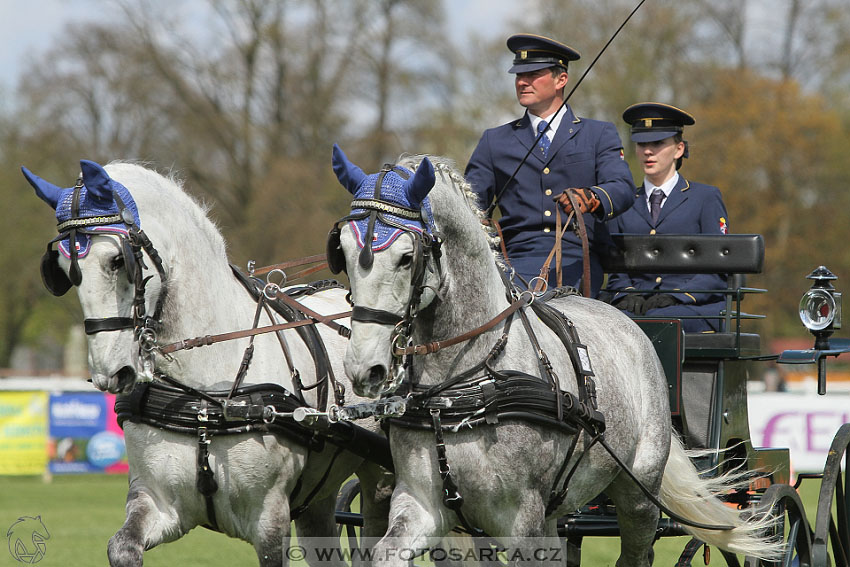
[600,233,764,353]
[598,235,786,477]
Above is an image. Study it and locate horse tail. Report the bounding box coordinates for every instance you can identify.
[659,434,782,560]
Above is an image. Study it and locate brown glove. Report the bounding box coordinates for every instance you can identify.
[554,187,601,215]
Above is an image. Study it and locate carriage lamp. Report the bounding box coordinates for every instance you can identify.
[799,266,842,348]
[783,265,850,395]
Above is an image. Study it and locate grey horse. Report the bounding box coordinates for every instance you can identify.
[25,159,392,566]
[329,144,780,566]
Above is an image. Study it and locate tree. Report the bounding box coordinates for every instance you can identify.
[685,70,850,338]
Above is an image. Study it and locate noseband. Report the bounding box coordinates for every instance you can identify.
[40,179,167,355]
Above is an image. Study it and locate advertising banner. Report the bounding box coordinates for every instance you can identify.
[48,392,128,474]
[0,392,48,475]
[748,392,850,473]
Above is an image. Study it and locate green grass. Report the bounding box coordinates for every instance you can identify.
[0,474,828,566]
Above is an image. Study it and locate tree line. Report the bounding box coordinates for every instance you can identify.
[4,0,850,369]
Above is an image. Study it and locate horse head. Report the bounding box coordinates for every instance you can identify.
[24,160,153,394]
[331,144,441,397]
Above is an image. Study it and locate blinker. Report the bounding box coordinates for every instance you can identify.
[40,248,72,296]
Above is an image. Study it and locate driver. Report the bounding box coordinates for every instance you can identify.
[464,33,635,296]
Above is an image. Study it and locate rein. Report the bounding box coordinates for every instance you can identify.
[532,189,592,297]
[392,292,532,357]
[248,253,329,282]
[158,310,352,355]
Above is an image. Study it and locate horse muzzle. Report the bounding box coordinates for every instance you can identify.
[92,365,137,394]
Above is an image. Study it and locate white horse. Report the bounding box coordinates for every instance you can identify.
[328,144,781,566]
[25,159,391,566]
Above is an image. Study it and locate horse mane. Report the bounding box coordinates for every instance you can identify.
[104,160,227,259]
[103,161,231,331]
[396,154,503,267]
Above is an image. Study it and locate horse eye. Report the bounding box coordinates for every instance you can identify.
[399,253,414,268]
[110,255,125,272]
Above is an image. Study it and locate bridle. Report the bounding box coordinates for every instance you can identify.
[40,177,167,374]
[327,163,443,391]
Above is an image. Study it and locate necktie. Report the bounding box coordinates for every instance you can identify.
[537,120,551,158]
[649,189,665,223]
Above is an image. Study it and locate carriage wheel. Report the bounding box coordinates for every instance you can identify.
[741,483,813,567]
[336,477,362,564]
[812,423,850,567]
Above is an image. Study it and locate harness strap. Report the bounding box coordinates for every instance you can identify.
[352,306,404,326]
[84,317,134,335]
[430,409,484,537]
[274,288,352,338]
[290,444,346,520]
[261,301,299,396]
[196,426,220,531]
[67,183,83,286]
[546,431,600,516]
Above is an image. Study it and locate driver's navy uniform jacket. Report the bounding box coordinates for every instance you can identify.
[606,176,729,332]
[464,105,636,296]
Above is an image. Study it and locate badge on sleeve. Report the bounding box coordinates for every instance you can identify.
[719,217,728,234]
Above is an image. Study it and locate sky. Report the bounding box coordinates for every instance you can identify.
[0,0,84,89]
[0,0,519,92]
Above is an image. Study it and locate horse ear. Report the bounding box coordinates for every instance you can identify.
[22,166,63,209]
[332,143,368,195]
[80,159,113,203]
[406,157,435,208]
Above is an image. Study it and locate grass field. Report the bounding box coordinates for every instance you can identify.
[0,473,827,566]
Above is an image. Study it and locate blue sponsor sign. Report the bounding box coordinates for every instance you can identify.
[48,393,120,473]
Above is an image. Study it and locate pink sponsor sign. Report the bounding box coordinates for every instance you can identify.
[748,392,850,473]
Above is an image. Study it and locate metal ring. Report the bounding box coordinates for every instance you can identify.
[527,276,548,297]
[263,269,286,300]
[518,289,535,305]
[266,268,287,288]
[138,328,158,352]
[263,405,277,424]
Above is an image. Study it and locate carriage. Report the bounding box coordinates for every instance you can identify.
[25,156,850,567]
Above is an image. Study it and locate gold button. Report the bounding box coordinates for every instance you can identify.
[544,210,551,216]
[543,167,550,174]
[545,189,552,196]
[649,229,656,235]
[543,227,551,233]
[655,276,662,283]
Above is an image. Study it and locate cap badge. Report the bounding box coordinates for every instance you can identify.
[643,118,653,128]
[520,50,528,59]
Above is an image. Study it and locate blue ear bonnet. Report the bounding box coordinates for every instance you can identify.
[24,161,141,258]
[53,182,140,258]
[348,168,437,251]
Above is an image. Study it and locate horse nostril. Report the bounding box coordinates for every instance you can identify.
[115,366,136,392]
[368,365,386,383]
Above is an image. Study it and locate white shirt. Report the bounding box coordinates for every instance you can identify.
[529,106,566,144]
[644,172,679,213]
